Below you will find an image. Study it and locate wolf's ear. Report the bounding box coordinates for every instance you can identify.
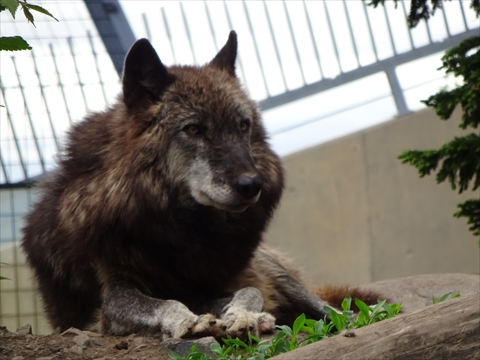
[209,31,237,76]
[122,39,173,110]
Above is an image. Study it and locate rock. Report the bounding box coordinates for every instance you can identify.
[162,336,219,358]
[36,357,55,360]
[73,332,90,346]
[133,336,144,347]
[88,338,104,346]
[362,273,480,313]
[11,357,25,360]
[69,345,84,355]
[83,330,103,337]
[15,324,32,336]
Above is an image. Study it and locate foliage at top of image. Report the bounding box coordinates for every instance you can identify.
[367,0,480,242]
[0,0,58,51]
[169,296,402,360]
[367,0,480,28]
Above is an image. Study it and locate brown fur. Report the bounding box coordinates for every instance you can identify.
[22,31,385,339]
[312,285,390,312]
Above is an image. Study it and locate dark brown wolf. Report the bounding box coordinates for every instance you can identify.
[22,31,383,339]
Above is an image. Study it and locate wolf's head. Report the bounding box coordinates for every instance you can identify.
[120,31,283,213]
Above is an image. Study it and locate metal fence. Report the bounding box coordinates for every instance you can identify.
[0,0,120,333]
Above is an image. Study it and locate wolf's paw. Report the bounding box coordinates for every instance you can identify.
[160,302,221,339]
[177,313,221,339]
[221,307,276,339]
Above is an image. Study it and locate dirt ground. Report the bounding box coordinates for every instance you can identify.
[1,325,175,360]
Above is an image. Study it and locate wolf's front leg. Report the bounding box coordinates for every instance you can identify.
[99,280,221,339]
[220,287,276,339]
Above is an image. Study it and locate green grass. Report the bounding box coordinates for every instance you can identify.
[168,295,402,360]
[432,292,460,304]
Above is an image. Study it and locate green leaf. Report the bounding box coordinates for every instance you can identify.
[167,349,181,360]
[439,292,453,302]
[276,324,292,337]
[341,295,352,311]
[0,0,18,18]
[314,319,325,335]
[209,342,223,357]
[24,3,58,22]
[292,313,306,336]
[22,4,35,27]
[0,36,32,51]
[354,298,371,318]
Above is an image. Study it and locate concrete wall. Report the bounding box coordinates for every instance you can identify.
[264,107,479,286]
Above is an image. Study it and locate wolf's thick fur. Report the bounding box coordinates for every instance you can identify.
[22,32,382,339]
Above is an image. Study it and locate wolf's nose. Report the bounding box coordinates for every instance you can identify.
[235,175,263,198]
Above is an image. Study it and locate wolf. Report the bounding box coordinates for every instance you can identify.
[22,31,382,339]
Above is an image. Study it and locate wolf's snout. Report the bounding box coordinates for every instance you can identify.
[235,175,263,198]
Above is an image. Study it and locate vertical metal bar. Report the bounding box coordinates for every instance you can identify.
[302,0,324,79]
[362,0,379,61]
[242,0,270,96]
[222,1,246,80]
[10,189,20,330]
[439,4,451,37]
[401,0,415,49]
[322,0,343,73]
[0,151,9,184]
[30,50,60,150]
[161,7,177,63]
[382,3,397,55]
[10,57,46,172]
[342,0,360,68]
[424,8,433,44]
[458,0,468,31]
[87,31,109,106]
[262,0,288,90]
[179,2,197,64]
[142,13,152,41]
[49,44,73,125]
[282,0,306,84]
[204,1,219,51]
[385,67,409,116]
[67,38,89,110]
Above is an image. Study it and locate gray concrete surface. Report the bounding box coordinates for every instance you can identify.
[265,107,479,285]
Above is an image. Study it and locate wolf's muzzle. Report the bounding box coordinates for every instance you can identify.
[235,175,263,199]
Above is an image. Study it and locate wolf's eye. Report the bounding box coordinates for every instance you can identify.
[239,119,251,132]
[183,124,201,136]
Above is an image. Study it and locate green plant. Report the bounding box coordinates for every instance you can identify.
[0,0,58,51]
[432,292,460,304]
[168,296,402,360]
[367,0,480,28]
